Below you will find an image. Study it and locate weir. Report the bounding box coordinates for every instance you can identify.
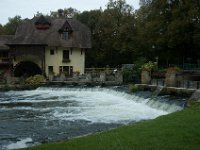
[136,84,195,99]
[0,86,185,149]
[189,89,200,102]
[152,86,164,96]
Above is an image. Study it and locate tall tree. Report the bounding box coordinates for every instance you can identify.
[135,0,200,66]
[4,15,22,35]
[76,0,137,67]
[139,0,152,6]
[95,0,136,66]
[76,10,103,67]
[0,24,5,35]
[50,7,80,18]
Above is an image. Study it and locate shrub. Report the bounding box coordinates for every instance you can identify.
[129,84,138,93]
[141,61,156,72]
[122,68,133,82]
[25,75,46,85]
[131,57,148,83]
[134,57,147,70]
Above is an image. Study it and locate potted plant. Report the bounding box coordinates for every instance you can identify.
[141,61,155,84]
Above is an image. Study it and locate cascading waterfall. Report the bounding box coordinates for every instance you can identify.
[0,86,186,150]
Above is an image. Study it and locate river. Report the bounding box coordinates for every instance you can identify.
[0,86,185,149]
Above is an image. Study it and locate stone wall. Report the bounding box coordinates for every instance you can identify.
[141,70,151,84]
[48,71,123,85]
[165,68,180,87]
[144,68,200,90]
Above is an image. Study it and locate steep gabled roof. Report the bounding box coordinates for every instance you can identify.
[0,35,13,50]
[8,17,91,48]
[58,19,72,32]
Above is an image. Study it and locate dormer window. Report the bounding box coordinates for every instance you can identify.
[34,15,51,30]
[63,32,69,40]
[60,31,72,40]
[59,20,73,40]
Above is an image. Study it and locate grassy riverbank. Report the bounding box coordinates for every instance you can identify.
[25,105,200,150]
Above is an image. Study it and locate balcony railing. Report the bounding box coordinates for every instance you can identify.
[62,59,71,63]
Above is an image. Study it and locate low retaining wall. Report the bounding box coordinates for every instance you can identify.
[0,84,46,91]
[0,80,123,91]
[48,81,122,86]
[49,72,123,84]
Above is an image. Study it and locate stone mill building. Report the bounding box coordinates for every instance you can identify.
[0,15,91,78]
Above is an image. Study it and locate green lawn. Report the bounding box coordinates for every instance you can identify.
[25,106,200,150]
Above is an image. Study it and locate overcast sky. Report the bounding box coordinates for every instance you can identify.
[0,0,139,25]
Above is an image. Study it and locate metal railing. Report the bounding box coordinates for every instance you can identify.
[170,63,200,71]
[151,78,200,89]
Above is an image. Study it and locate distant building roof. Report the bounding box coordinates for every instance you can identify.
[8,16,91,48]
[0,35,13,50]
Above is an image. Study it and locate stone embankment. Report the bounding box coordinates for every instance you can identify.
[0,80,123,91]
[0,84,44,91]
[135,84,200,106]
[140,67,200,104]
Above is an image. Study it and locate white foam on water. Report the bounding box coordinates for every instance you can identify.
[6,138,32,150]
[48,91,168,123]
[1,87,183,124]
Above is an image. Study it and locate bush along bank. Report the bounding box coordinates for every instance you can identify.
[0,75,46,91]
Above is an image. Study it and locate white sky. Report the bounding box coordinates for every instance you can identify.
[0,0,139,25]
